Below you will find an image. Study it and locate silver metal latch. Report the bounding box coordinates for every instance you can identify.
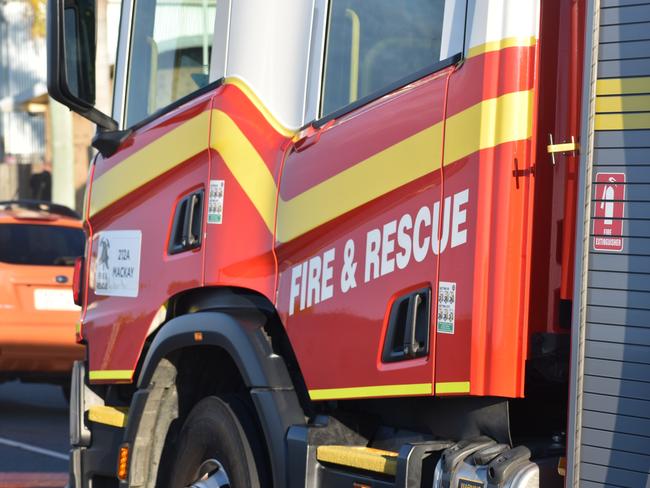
[547,134,579,165]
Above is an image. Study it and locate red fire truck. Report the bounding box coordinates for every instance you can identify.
[48,0,650,486]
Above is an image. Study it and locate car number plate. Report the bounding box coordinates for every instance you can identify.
[33,288,80,311]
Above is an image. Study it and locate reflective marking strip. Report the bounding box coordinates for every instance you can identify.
[595,113,650,131]
[596,76,650,96]
[211,110,277,232]
[596,94,650,113]
[309,383,433,401]
[443,90,534,166]
[88,406,129,428]
[316,445,398,476]
[90,111,212,216]
[278,90,534,242]
[467,36,537,59]
[89,370,134,381]
[277,122,444,243]
[224,77,296,138]
[89,88,534,244]
[435,381,471,394]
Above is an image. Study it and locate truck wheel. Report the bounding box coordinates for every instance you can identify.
[165,395,269,488]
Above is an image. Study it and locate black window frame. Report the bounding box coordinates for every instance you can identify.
[314,0,468,127]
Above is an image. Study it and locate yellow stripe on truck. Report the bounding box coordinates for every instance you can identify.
[467,36,537,59]
[89,370,134,381]
[309,383,433,401]
[90,111,212,216]
[88,88,534,243]
[435,381,471,394]
[596,94,650,113]
[88,405,129,428]
[316,445,398,476]
[595,113,650,131]
[279,90,534,242]
[596,76,650,96]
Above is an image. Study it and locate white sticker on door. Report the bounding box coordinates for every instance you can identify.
[437,281,456,334]
[208,180,225,224]
[94,230,142,297]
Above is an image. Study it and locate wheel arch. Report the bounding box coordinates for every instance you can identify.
[126,287,308,488]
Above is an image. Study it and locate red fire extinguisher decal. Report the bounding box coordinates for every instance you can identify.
[593,172,625,252]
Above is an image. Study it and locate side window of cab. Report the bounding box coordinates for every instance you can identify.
[124,0,217,127]
[320,0,466,117]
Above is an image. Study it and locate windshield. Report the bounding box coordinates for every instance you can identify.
[0,224,85,266]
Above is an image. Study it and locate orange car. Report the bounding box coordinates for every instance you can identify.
[0,200,85,393]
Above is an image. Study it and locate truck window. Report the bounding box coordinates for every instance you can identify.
[124,0,217,127]
[321,0,450,117]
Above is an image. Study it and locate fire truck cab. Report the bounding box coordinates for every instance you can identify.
[48,0,650,486]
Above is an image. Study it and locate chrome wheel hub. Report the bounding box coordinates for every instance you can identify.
[189,459,231,488]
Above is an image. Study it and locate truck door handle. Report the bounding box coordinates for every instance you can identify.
[382,287,431,363]
[169,189,204,255]
[403,293,423,358]
[185,193,201,247]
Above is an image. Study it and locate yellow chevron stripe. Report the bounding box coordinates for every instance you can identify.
[89,369,133,381]
[596,77,650,96]
[443,90,534,166]
[309,383,433,400]
[596,94,650,113]
[276,123,444,242]
[467,36,537,59]
[224,77,296,138]
[89,90,534,243]
[90,111,211,216]
[211,110,277,232]
[595,113,650,131]
[277,90,533,242]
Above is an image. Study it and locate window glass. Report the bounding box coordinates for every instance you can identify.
[322,0,448,116]
[0,225,85,266]
[125,0,217,127]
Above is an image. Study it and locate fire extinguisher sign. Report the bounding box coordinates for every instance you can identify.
[593,172,625,252]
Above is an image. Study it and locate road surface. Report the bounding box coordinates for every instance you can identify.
[0,381,69,487]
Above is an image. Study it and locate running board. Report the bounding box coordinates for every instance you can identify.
[316,446,398,476]
[287,418,452,488]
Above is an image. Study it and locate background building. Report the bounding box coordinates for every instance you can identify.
[0,0,119,211]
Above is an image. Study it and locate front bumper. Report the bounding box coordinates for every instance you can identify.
[69,361,123,488]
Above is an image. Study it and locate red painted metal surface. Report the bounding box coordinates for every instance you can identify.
[80,0,586,401]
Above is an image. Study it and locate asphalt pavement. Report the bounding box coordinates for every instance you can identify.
[0,381,69,486]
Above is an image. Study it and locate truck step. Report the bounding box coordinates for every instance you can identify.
[88,405,129,428]
[316,445,398,476]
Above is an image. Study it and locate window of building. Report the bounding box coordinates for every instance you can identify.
[124,0,217,127]
[321,0,459,117]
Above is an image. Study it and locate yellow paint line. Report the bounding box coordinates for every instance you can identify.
[596,94,650,113]
[595,113,650,131]
[88,370,134,381]
[88,405,129,428]
[596,77,650,96]
[317,445,398,476]
[435,381,471,394]
[309,383,433,401]
[90,111,211,216]
[467,36,537,59]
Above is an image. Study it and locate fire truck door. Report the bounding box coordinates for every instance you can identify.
[82,0,216,382]
[276,72,451,399]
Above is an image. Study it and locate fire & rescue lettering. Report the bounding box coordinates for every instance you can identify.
[288,188,469,315]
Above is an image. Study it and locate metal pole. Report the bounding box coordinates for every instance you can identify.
[49,96,75,209]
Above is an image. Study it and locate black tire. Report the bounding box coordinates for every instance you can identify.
[165,395,270,488]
